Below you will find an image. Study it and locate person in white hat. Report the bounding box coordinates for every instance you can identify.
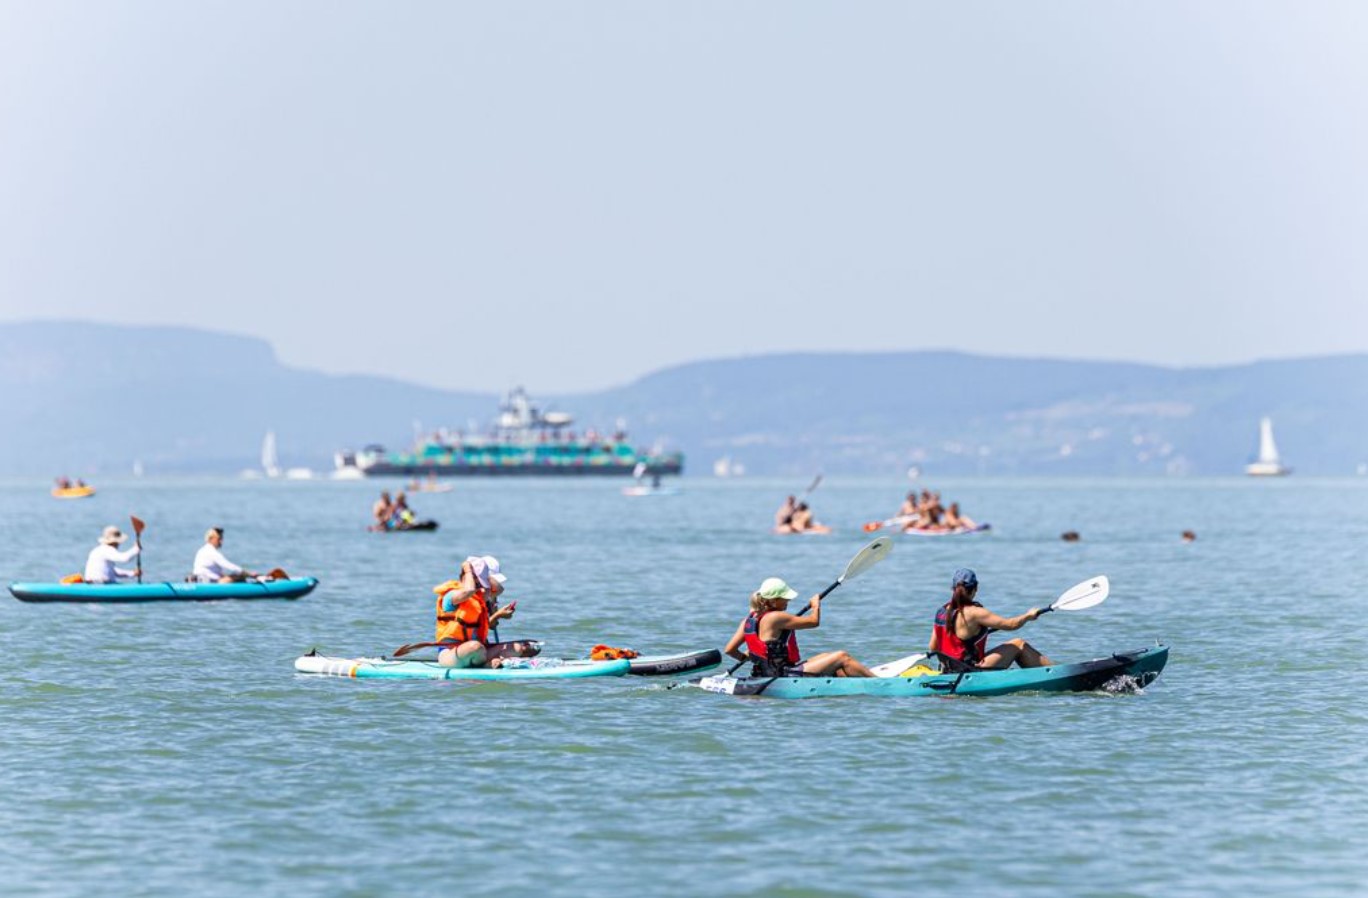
[433,555,535,668]
[83,525,142,584]
[723,576,873,677]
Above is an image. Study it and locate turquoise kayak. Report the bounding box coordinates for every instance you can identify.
[9,577,319,603]
[294,652,632,680]
[696,645,1168,699]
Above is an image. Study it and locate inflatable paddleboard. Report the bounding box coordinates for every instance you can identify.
[294,652,631,680]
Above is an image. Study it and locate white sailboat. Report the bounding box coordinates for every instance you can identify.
[262,431,282,479]
[1245,417,1290,477]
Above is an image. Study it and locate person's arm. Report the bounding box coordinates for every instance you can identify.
[963,604,1040,632]
[928,628,940,653]
[723,620,749,662]
[114,545,141,563]
[767,597,822,633]
[213,547,244,576]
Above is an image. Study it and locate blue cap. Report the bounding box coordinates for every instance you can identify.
[952,568,978,589]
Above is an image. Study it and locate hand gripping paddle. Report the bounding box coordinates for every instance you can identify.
[724,536,894,674]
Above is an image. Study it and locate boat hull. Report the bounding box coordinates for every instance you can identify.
[294,653,631,680]
[51,486,95,499]
[9,577,320,603]
[697,645,1168,698]
[359,459,683,477]
[903,523,991,536]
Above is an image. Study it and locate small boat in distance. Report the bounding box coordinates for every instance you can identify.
[262,431,282,479]
[1246,417,1291,477]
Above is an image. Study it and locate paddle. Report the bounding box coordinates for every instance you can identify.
[723,536,894,675]
[130,515,145,583]
[862,514,917,534]
[393,600,518,658]
[803,473,823,496]
[865,575,1111,677]
[1039,575,1109,615]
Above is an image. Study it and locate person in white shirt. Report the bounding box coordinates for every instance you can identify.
[84,525,141,583]
[192,527,256,583]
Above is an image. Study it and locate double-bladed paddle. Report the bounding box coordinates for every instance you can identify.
[723,536,894,675]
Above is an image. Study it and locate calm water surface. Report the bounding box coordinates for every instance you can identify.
[2,476,1367,897]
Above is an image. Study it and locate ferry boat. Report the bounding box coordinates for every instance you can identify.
[334,387,684,478]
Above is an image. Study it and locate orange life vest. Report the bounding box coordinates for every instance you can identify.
[435,586,491,644]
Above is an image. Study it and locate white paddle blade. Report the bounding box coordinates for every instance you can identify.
[841,536,894,582]
[870,653,928,678]
[1053,575,1110,612]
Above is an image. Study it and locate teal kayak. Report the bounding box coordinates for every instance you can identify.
[696,645,1168,698]
[9,578,319,603]
[294,652,632,680]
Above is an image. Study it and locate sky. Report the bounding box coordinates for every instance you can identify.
[2,2,1366,393]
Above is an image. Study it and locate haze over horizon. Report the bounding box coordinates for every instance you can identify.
[4,3,1366,393]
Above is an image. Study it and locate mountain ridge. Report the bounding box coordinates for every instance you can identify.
[2,320,1363,477]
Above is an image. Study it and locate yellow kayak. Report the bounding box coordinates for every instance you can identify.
[51,485,95,499]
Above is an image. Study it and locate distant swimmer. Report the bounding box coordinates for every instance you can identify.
[1061,531,1081,542]
[192,527,257,583]
[84,525,141,584]
[1181,530,1197,543]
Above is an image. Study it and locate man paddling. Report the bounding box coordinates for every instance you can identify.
[433,556,535,668]
[84,525,141,583]
[192,527,257,583]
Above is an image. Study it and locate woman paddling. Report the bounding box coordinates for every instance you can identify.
[723,577,873,677]
[928,568,1053,672]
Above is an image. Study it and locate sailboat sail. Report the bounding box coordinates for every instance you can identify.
[1257,417,1280,464]
[1246,417,1290,476]
[262,431,281,478]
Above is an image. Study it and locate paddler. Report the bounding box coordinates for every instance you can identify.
[433,555,534,668]
[773,495,797,533]
[192,527,257,583]
[928,568,1053,672]
[84,525,141,583]
[723,577,874,677]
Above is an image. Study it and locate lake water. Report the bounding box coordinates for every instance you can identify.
[2,476,1367,897]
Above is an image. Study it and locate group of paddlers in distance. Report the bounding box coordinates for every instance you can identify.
[773,487,979,535]
[369,490,436,531]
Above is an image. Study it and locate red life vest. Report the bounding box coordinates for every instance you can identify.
[435,587,491,644]
[742,611,801,675]
[932,602,988,665]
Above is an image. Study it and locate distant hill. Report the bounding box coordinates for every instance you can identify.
[2,321,1365,477]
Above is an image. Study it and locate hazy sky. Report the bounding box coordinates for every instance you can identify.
[2,2,1366,393]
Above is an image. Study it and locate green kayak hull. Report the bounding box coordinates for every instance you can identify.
[697,645,1168,698]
